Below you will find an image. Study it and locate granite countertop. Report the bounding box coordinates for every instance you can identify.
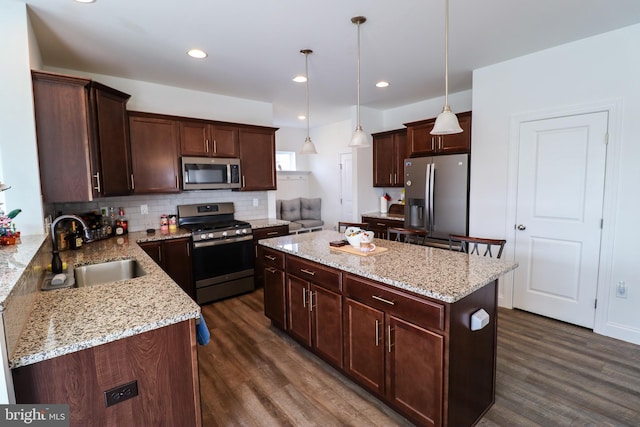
[247,218,290,229]
[259,230,517,304]
[361,212,405,221]
[0,235,48,310]
[8,230,200,369]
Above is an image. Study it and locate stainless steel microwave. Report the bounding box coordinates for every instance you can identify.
[181,156,242,190]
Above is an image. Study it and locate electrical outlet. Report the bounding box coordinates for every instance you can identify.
[104,380,138,407]
[253,198,259,207]
[140,204,149,215]
[616,281,627,299]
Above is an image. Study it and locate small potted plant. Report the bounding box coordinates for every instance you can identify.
[0,208,21,245]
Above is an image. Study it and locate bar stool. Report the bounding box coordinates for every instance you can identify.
[387,227,429,245]
[448,234,506,258]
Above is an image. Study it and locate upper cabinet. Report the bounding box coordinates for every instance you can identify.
[31,70,133,202]
[372,128,407,187]
[237,126,278,191]
[405,111,472,157]
[179,120,239,158]
[128,112,181,194]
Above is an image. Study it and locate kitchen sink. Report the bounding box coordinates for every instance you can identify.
[74,259,146,287]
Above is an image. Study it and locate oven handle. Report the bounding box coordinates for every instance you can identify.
[192,234,253,248]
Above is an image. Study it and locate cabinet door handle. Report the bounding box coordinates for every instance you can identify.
[389,173,393,184]
[309,290,314,312]
[242,176,246,188]
[205,139,210,153]
[394,173,397,185]
[157,247,162,263]
[375,319,380,347]
[213,140,217,153]
[372,295,395,306]
[93,172,101,193]
[300,269,316,276]
[186,242,190,257]
[267,231,279,236]
[175,175,179,189]
[388,325,394,353]
[131,174,135,190]
[264,255,276,261]
[265,267,277,273]
[302,287,307,308]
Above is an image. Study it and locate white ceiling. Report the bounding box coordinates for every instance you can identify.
[22,0,640,128]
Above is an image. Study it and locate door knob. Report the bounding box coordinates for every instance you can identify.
[517,224,526,230]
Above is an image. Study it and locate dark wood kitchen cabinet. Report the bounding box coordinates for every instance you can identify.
[139,238,194,300]
[286,256,343,369]
[253,225,289,288]
[31,70,132,202]
[261,246,287,329]
[372,128,407,187]
[361,216,405,239]
[405,111,472,157]
[344,274,444,427]
[13,320,201,427]
[128,112,181,193]
[237,126,278,191]
[179,119,239,158]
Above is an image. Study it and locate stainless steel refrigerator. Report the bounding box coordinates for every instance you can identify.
[403,154,469,245]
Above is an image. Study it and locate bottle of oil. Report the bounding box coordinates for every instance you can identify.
[69,221,83,250]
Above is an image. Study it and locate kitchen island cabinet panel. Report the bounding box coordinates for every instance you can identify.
[253,225,289,288]
[13,320,201,427]
[287,274,312,347]
[311,285,343,368]
[344,298,385,395]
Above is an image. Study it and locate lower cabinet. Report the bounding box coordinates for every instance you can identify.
[253,225,289,288]
[361,216,405,239]
[12,320,201,427]
[139,238,194,300]
[286,256,343,369]
[261,247,287,329]
[262,250,497,427]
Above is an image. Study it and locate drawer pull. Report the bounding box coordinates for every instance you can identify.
[300,268,316,276]
[376,223,386,226]
[264,255,277,261]
[372,295,395,305]
[267,231,279,236]
[265,267,277,273]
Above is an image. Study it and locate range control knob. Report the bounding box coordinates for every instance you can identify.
[222,231,228,237]
[200,234,207,240]
[208,233,214,238]
[236,230,242,235]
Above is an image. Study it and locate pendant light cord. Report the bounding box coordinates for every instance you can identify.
[444,0,450,107]
[305,51,310,139]
[356,19,361,128]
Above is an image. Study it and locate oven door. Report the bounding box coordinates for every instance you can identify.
[192,235,254,303]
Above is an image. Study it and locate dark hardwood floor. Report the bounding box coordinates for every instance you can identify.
[197,289,640,426]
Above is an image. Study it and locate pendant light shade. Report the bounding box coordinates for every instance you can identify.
[349,16,370,148]
[299,49,317,154]
[431,0,463,135]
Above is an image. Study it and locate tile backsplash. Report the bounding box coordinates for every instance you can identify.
[47,190,269,232]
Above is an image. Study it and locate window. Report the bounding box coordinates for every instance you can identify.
[276,151,296,171]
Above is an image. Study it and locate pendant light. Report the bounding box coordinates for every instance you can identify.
[348,16,370,148]
[431,0,463,135]
[299,49,318,155]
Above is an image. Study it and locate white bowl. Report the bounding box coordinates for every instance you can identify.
[344,227,365,248]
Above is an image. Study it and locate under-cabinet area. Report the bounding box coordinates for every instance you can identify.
[259,230,517,427]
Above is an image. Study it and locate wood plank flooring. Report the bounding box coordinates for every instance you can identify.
[198,289,640,426]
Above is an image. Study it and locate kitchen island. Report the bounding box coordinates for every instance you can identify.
[258,230,517,427]
[2,231,201,427]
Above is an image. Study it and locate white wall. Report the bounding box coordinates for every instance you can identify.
[472,24,640,344]
[0,2,45,237]
[383,90,473,130]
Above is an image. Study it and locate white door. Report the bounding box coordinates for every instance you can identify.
[340,153,353,221]
[513,111,608,328]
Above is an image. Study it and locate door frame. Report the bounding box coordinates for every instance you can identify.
[504,99,622,336]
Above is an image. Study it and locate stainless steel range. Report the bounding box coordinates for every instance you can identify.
[177,202,254,305]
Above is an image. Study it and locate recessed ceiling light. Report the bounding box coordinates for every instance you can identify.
[187,49,208,59]
[376,81,389,88]
[293,76,307,83]
[75,0,96,3]
[298,115,306,120]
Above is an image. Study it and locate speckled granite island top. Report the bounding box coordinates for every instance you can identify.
[9,231,200,369]
[259,230,517,304]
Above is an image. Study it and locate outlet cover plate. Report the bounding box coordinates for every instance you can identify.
[104,380,138,407]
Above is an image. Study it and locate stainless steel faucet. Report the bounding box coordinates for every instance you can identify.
[50,214,93,274]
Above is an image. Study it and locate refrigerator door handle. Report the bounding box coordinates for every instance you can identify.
[428,162,435,233]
